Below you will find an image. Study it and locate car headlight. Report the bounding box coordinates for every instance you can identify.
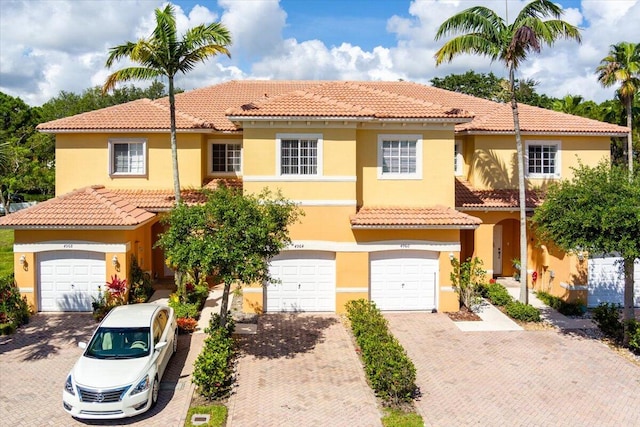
[64,375,75,396]
[130,375,150,396]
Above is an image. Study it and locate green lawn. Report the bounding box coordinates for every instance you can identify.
[0,229,14,277]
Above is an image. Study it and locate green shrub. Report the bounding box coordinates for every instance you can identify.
[128,255,153,303]
[592,303,624,342]
[346,299,417,405]
[169,299,200,320]
[535,291,585,316]
[480,282,513,306]
[450,257,486,310]
[0,274,30,334]
[627,320,640,353]
[192,312,235,399]
[505,301,541,322]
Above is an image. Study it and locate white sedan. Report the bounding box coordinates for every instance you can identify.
[63,303,178,419]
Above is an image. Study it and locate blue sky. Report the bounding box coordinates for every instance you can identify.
[1,0,637,106]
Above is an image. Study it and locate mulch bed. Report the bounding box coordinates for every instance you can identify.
[447,306,482,321]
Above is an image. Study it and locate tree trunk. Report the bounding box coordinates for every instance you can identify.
[168,76,182,204]
[219,282,231,328]
[626,96,634,176]
[622,257,635,347]
[510,66,529,304]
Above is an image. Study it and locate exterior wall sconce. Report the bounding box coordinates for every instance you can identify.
[577,251,585,262]
[19,255,26,265]
[112,255,118,266]
[449,252,455,261]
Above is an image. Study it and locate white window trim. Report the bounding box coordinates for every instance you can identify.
[108,138,147,177]
[525,140,561,179]
[377,134,423,180]
[207,139,243,176]
[276,133,323,177]
[454,140,463,176]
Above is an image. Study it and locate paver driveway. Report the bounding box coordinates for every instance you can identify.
[227,313,381,427]
[386,312,640,427]
[0,313,203,427]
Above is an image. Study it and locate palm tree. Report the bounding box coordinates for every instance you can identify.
[435,0,581,303]
[596,42,640,175]
[103,4,231,204]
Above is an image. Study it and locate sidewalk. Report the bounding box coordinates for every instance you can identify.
[500,278,597,330]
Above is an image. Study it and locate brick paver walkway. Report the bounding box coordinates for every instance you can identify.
[386,312,640,427]
[0,313,204,427]
[227,313,381,427]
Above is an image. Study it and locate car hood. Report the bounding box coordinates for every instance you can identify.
[72,356,152,389]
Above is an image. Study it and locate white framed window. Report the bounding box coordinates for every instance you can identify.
[526,140,561,178]
[276,133,322,176]
[208,140,242,175]
[108,138,146,176]
[454,140,463,176]
[377,134,422,180]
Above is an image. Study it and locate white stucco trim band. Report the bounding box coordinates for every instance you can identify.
[283,240,460,253]
[14,241,131,253]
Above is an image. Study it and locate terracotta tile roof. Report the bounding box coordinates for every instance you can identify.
[0,186,155,228]
[36,80,627,135]
[226,82,472,120]
[455,179,544,210]
[350,206,481,229]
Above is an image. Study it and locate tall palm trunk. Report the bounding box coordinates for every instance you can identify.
[168,76,182,204]
[626,96,634,175]
[510,66,529,304]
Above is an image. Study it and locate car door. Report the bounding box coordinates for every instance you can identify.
[153,309,171,378]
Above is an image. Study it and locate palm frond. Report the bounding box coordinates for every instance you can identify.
[435,7,504,41]
[103,67,162,93]
[435,33,499,64]
[516,0,563,22]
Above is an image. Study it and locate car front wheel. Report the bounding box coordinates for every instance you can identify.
[151,376,159,408]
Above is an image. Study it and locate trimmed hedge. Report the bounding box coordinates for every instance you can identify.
[535,291,585,316]
[192,313,235,399]
[480,282,513,307]
[346,299,417,405]
[505,301,541,322]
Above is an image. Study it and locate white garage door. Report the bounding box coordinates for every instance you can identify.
[370,251,438,311]
[265,251,335,312]
[38,251,106,312]
[588,256,640,307]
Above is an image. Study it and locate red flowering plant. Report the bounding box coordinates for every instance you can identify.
[105,274,127,306]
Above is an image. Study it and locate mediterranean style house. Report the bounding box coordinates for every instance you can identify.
[0,80,632,313]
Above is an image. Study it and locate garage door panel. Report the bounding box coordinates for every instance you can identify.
[38,251,106,312]
[266,251,335,312]
[588,256,640,307]
[371,251,438,311]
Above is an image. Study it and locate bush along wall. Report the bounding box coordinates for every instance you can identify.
[192,313,235,399]
[0,274,30,335]
[345,299,418,406]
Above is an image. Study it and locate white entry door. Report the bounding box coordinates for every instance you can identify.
[493,225,503,275]
[265,251,336,312]
[370,251,438,311]
[38,251,106,312]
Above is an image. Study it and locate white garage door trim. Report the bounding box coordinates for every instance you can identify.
[38,251,106,312]
[370,250,438,311]
[265,251,335,312]
[587,255,640,307]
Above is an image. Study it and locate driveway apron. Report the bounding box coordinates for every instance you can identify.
[385,312,640,427]
[0,313,203,427]
[227,313,381,427]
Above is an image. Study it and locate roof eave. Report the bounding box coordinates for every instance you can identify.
[351,224,480,230]
[456,130,628,137]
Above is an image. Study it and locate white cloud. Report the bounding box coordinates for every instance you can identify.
[0,0,637,106]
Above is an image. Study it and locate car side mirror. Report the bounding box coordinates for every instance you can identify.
[78,342,87,349]
[154,341,167,351]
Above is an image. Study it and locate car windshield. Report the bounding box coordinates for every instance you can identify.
[85,327,151,359]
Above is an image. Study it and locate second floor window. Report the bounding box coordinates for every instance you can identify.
[109,139,146,176]
[377,134,422,179]
[454,140,463,176]
[278,135,320,175]
[527,141,560,178]
[211,143,241,173]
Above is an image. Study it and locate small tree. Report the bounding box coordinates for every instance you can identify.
[156,185,301,326]
[450,257,486,311]
[532,161,640,345]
